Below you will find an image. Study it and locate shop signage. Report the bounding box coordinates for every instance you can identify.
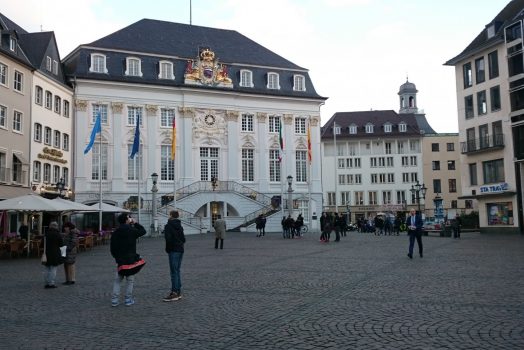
[480,182,508,194]
[37,147,67,164]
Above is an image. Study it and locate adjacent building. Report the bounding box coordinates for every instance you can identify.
[62,19,326,233]
[445,0,522,233]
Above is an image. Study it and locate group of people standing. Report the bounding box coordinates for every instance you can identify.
[319,212,348,242]
[281,214,304,239]
[42,221,79,288]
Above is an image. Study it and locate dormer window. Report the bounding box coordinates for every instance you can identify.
[293,74,305,91]
[487,24,495,39]
[53,60,58,75]
[240,70,253,87]
[158,61,174,80]
[365,123,374,133]
[384,123,392,133]
[125,57,142,77]
[267,72,280,90]
[9,37,16,52]
[349,125,357,134]
[46,56,52,71]
[399,122,407,132]
[90,53,108,73]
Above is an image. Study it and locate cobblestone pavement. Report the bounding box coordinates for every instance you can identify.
[1,231,523,349]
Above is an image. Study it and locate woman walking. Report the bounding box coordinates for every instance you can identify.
[62,222,78,285]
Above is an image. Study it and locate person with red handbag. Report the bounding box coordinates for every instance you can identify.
[110,213,146,307]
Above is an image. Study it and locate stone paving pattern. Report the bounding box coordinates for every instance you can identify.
[1,231,523,349]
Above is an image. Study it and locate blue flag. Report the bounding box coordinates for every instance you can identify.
[84,112,101,154]
[130,115,140,159]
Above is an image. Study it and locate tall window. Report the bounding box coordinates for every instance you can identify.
[477,90,487,115]
[34,123,42,142]
[45,91,52,109]
[46,56,52,71]
[433,179,442,193]
[293,75,305,91]
[449,179,457,193]
[475,57,485,84]
[382,191,392,204]
[365,124,374,133]
[161,145,175,180]
[13,71,23,92]
[354,191,364,205]
[295,117,306,134]
[241,149,254,181]
[127,107,142,126]
[483,159,504,183]
[327,192,336,206]
[160,108,175,127]
[0,63,7,86]
[35,86,43,105]
[63,100,70,117]
[125,57,142,77]
[349,125,357,134]
[0,105,6,128]
[53,60,58,75]
[63,134,69,151]
[240,70,253,87]
[53,165,60,184]
[465,95,474,118]
[396,190,406,205]
[268,115,281,133]
[269,150,281,182]
[43,163,51,183]
[33,161,41,182]
[90,54,107,73]
[127,144,142,180]
[158,61,174,80]
[44,127,52,145]
[92,104,108,124]
[368,191,377,205]
[54,96,61,114]
[92,143,108,180]
[62,168,69,186]
[200,147,218,181]
[241,114,254,132]
[13,111,22,132]
[463,62,472,88]
[448,160,456,170]
[432,161,440,170]
[490,86,501,111]
[296,150,307,182]
[399,123,407,132]
[488,50,499,79]
[54,130,61,148]
[431,143,439,151]
[384,124,392,133]
[267,72,279,89]
[469,163,478,186]
[447,142,455,151]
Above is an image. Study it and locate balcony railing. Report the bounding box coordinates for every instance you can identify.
[460,134,504,154]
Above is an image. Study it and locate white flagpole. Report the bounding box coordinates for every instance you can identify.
[333,120,338,214]
[308,118,312,231]
[137,146,141,225]
[98,131,102,232]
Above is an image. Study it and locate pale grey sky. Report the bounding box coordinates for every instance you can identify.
[1,0,510,132]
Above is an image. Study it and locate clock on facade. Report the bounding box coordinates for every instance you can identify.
[204,114,216,126]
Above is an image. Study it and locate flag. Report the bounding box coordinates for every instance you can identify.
[307,121,312,163]
[130,115,140,159]
[278,122,284,162]
[84,112,101,154]
[171,116,176,160]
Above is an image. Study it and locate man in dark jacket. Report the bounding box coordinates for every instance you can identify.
[163,210,185,302]
[110,213,146,307]
[43,221,64,289]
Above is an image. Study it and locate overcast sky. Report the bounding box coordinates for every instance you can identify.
[1,0,510,132]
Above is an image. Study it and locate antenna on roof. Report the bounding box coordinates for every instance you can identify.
[190,0,192,25]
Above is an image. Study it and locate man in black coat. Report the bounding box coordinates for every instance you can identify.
[163,210,185,302]
[43,221,64,289]
[110,213,146,307]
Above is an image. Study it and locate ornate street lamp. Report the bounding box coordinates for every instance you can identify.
[55,178,66,198]
[287,175,293,216]
[410,180,427,214]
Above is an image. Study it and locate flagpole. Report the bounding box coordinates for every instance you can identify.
[308,118,312,231]
[98,130,102,233]
[138,150,141,225]
[333,120,338,214]
[172,115,177,212]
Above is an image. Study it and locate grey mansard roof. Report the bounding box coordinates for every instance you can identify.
[63,18,326,100]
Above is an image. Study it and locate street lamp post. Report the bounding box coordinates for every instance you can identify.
[55,178,66,198]
[346,201,351,223]
[410,180,427,215]
[151,172,159,235]
[287,175,294,217]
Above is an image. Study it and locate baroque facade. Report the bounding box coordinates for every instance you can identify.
[63,19,325,234]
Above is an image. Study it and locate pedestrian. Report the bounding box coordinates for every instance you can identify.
[213,215,226,249]
[19,222,29,241]
[452,213,462,239]
[62,222,78,285]
[333,213,341,242]
[163,210,186,302]
[255,214,263,237]
[295,214,304,237]
[406,208,423,259]
[320,220,332,243]
[281,216,287,238]
[285,215,295,238]
[394,216,401,235]
[320,212,328,233]
[260,214,267,236]
[42,221,64,289]
[110,213,146,307]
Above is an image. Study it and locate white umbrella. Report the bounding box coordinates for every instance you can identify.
[89,202,129,213]
[51,198,99,212]
[0,194,65,212]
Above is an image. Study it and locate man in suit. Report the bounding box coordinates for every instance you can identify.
[406,208,423,259]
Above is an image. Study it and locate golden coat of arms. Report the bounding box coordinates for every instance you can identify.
[184,48,233,88]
